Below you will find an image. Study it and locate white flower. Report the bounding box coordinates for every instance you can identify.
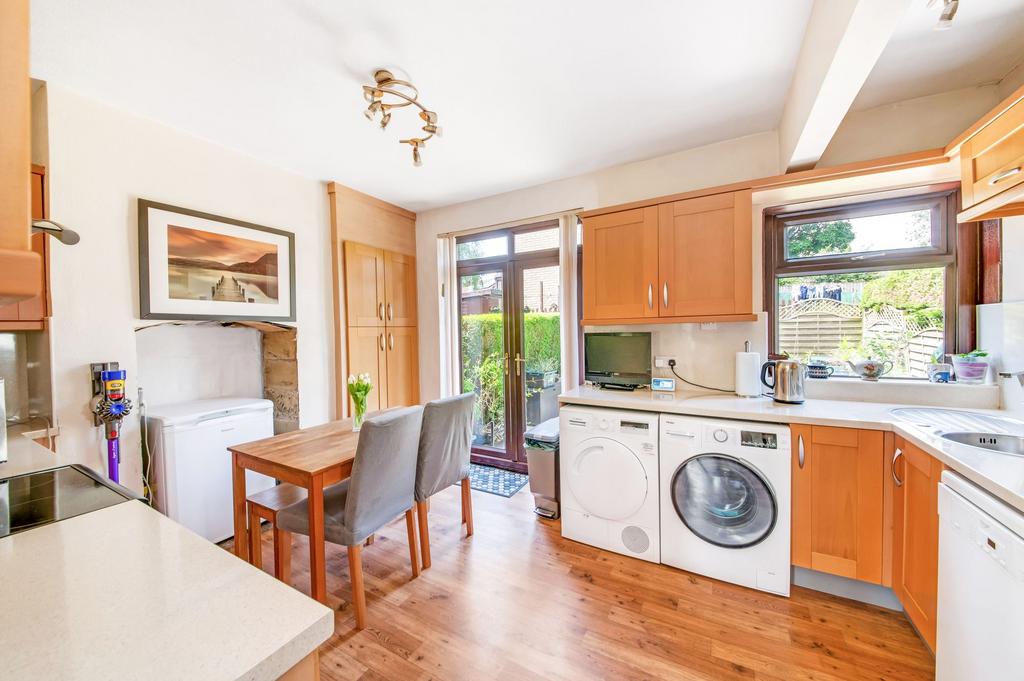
[347,375,356,384]
[360,373,372,383]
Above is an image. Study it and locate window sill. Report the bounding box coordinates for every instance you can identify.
[804,375,1000,409]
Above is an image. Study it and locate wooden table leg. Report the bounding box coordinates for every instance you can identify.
[232,451,249,561]
[307,475,327,603]
[274,528,292,584]
[247,505,262,569]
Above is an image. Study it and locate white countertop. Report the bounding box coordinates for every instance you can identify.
[559,385,1024,513]
[0,432,333,681]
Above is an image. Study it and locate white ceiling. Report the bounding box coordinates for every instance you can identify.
[30,0,813,212]
[852,0,1024,111]
[29,1,1024,213]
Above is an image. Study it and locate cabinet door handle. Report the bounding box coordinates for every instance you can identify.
[663,283,669,308]
[797,434,805,469]
[647,284,653,310]
[378,302,385,320]
[379,333,385,351]
[892,448,904,487]
[387,303,393,320]
[388,333,394,351]
[989,167,1021,185]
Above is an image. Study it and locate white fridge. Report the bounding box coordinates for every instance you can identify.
[147,398,276,542]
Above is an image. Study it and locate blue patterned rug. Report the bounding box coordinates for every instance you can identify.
[469,463,529,498]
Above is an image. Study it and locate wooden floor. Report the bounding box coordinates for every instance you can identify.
[238,486,935,681]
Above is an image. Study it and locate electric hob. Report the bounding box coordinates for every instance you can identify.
[0,465,137,538]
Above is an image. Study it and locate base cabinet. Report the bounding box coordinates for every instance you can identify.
[892,438,942,650]
[791,425,885,583]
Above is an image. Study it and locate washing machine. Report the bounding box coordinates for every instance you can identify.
[559,406,659,563]
[660,415,791,595]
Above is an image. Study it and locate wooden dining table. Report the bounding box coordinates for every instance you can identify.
[228,418,361,604]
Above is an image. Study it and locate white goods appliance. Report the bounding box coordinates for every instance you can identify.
[660,415,791,595]
[559,406,660,563]
[147,398,276,542]
[936,470,1024,680]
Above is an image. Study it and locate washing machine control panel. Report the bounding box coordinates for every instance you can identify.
[740,430,778,449]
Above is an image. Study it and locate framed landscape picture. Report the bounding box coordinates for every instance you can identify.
[138,200,296,321]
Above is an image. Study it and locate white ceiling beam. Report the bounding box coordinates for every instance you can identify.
[778,0,912,172]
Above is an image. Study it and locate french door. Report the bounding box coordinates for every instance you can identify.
[457,224,562,472]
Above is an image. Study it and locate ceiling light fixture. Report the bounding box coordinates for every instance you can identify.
[362,69,441,167]
[927,0,959,30]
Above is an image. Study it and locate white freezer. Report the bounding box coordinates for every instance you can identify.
[147,398,276,542]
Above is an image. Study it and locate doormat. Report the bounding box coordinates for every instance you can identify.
[468,463,529,498]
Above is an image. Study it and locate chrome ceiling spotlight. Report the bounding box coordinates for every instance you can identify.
[361,69,441,166]
[928,0,959,30]
[32,219,80,245]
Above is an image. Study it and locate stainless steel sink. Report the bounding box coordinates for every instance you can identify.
[940,431,1024,456]
[889,407,1024,433]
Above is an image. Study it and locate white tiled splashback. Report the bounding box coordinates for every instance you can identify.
[978,302,1024,418]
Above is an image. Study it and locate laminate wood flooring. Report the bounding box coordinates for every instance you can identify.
[233,485,934,681]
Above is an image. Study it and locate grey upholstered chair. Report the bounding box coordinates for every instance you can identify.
[414,392,476,570]
[277,405,424,629]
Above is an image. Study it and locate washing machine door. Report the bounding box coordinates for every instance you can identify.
[671,454,777,548]
[569,437,648,520]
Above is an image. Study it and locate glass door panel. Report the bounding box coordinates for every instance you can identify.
[517,262,561,445]
[459,268,509,458]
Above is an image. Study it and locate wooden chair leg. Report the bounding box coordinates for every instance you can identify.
[405,509,420,579]
[461,477,474,537]
[416,500,431,570]
[247,505,262,569]
[348,544,366,630]
[273,526,292,584]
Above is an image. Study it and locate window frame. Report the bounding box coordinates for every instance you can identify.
[763,187,963,377]
[455,219,560,266]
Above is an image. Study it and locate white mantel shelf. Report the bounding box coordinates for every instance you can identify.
[559,385,1024,513]
[0,432,333,681]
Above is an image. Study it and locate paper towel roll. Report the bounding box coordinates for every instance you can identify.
[735,351,761,397]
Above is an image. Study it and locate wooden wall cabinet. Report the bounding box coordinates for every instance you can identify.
[0,167,49,330]
[791,425,885,584]
[581,189,754,325]
[891,437,942,650]
[342,240,418,412]
[954,85,1024,222]
[0,0,43,308]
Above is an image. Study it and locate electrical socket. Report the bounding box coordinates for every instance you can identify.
[654,356,675,368]
[700,322,718,331]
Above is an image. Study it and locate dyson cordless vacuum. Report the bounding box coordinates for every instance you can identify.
[92,364,132,484]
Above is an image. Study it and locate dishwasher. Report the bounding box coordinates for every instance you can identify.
[936,470,1024,680]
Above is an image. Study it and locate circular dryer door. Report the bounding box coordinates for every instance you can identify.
[670,454,777,548]
[569,437,648,520]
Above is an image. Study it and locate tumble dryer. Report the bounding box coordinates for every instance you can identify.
[559,406,659,563]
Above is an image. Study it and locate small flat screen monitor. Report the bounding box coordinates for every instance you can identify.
[584,332,652,388]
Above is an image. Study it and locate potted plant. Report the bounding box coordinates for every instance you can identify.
[347,373,373,432]
[952,350,990,384]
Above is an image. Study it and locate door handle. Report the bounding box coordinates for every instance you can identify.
[514,353,525,377]
[388,333,394,351]
[797,434,805,469]
[892,448,904,487]
[378,302,384,320]
[663,282,669,308]
[989,167,1021,185]
[379,333,385,351]
[648,284,653,310]
[387,303,393,320]
[503,352,510,376]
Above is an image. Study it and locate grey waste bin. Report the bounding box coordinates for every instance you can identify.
[525,416,559,519]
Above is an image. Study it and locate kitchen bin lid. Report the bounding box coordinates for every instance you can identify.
[524,416,560,444]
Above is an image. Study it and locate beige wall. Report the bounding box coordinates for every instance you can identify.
[45,85,334,492]
[415,131,781,400]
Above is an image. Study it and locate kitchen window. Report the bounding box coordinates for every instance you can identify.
[764,187,995,379]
